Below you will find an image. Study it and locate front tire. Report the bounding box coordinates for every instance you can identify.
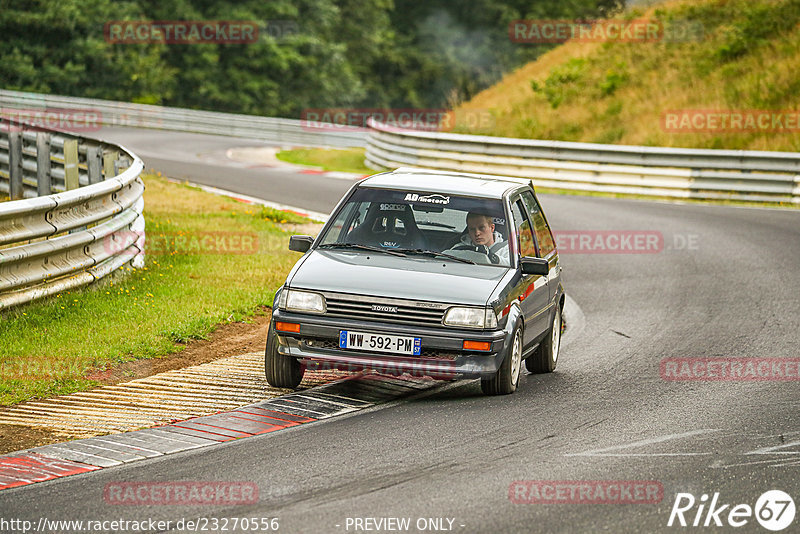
[265,321,304,389]
[481,323,523,395]
[525,305,561,374]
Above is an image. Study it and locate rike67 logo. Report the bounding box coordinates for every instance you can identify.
[668,490,795,531]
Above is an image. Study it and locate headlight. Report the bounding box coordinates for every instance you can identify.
[277,287,288,309]
[443,307,498,329]
[283,289,326,314]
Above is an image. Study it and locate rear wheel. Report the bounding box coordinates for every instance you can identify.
[481,323,522,395]
[525,305,561,374]
[264,322,304,388]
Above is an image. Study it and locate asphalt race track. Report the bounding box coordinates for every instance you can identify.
[95,127,356,214]
[1,129,798,533]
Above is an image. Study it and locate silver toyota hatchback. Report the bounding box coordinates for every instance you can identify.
[265,168,564,395]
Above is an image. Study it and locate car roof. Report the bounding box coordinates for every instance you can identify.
[359,167,530,199]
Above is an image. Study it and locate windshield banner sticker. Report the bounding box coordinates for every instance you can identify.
[404,193,450,205]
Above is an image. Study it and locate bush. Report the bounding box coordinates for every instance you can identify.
[536,58,589,109]
[598,63,629,96]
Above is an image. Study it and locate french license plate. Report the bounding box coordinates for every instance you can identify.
[339,330,421,356]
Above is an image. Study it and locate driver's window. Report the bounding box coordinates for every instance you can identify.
[511,200,537,257]
[520,191,555,257]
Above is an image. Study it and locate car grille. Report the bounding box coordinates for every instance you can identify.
[321,292,449,327]
[420,350,459,361]
[304,339,339,350]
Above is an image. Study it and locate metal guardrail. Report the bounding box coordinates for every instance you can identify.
[5,90,798,203]
[365,120,800,204]
[0,89,366,149]
[0,117,145,310]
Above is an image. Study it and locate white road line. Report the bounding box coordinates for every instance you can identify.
[576,452,714,457]
[565,429,720,457]
[167,179,330,222]
[562,293,585,347]
[324,171,367,180]
[712,457,800,469]
[745,440,800,455]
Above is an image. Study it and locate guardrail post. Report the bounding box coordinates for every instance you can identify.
[8,131,23,200]
[87,146,102,184]
[36,132,52,196]
[103,149,118,179]
[63,139,79,190]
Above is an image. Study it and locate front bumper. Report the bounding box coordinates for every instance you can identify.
[272,309,510,378]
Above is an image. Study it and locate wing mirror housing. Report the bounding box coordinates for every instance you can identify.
[289,235,314,253]
[520,256,549,275]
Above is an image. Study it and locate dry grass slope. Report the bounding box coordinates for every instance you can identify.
[454,0,800,152]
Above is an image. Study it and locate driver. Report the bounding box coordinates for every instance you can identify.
[453,212,509,264]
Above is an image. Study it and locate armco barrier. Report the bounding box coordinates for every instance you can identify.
[0,89,366,148]
[365,119,800,204]
[0,117,144,310]
[4,90,797,203]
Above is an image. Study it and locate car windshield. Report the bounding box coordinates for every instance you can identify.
[318,187,511,267]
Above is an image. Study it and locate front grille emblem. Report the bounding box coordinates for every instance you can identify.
[371,304,398,313]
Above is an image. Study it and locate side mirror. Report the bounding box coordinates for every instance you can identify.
[520,256,549,276]
[289,235,313,253]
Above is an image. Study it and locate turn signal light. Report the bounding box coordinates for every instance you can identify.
[463,340,491,351]
[275,321,300,333]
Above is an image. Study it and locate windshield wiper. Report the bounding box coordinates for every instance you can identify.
[394,249,476,264]
[415,221,456,229]
[318,243,407,257]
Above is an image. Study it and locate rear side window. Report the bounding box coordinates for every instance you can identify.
[521,191,555,257]
[511,200,537,258]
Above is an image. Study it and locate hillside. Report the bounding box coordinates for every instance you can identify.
[452,0,800,152]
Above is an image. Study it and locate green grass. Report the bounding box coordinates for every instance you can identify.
[276,147,373,174]
[0,173,316,406]
[259,205,311,225]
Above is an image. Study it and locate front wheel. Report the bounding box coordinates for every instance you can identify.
[481,323,523,395]
[264,321,304,389]
[525,305,562,374]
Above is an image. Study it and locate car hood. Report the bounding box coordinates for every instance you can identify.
[288,250,508,306]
